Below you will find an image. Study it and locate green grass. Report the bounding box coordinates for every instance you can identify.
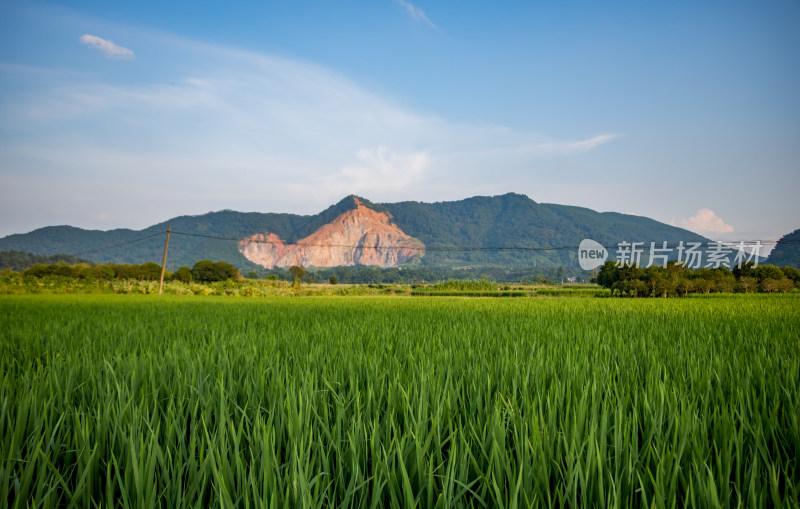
[1,295,799,507]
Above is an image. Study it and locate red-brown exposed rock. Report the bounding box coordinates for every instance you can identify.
[238,200,424,268]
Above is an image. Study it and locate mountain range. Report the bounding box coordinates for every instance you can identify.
[0,193,773,271]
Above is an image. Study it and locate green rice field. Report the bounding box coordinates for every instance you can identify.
[1,294,799,507]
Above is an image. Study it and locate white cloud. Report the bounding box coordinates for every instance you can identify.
[317,146,431,197]
[395,0,436,28]
[672,209,734,234]
[79,34,135,59]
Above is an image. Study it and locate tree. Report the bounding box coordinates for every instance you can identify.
[780,266,800,287]
[736,276,757,294]
[289,265,306,282]
[675,277,693,297]
[732,261,755,279]
[113,264,137,280]
[665,261,689,295]
[762,278,785,293]
[329,275,338,285]
[596,261,619,290]
[644,266,673,297]
[92,264,114,280]
[761,275,793,293]
[213,261,241,281]
[710,268,736,293]
[140,262,162,281]
[172,266,193,283]
[752,265,786,283]
[778,279,795,292]
[191,260,241,282]
[693,278,712,294]
[192,260,217,282]
[631,279,649,298]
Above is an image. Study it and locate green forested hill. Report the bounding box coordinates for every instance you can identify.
[0,199,369,271]
[0,193,710,270]
[766,229,800,268]
[383,193,708,267]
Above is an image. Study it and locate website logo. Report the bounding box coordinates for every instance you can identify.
[578,239,608,270]
[577,239,763,270]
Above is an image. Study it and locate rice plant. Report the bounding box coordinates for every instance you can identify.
[1,294,798,507]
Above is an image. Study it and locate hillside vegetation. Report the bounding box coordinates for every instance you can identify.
[767,228,800,268]
[0,194,708,270]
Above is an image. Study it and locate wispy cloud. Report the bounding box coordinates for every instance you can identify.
[671,209,734,234]
[395,0,436,28]
[522,134,621,155]
[79,34,135,59]
[316,146,431,197]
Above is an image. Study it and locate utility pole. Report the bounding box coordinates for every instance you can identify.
[158,226,171,295]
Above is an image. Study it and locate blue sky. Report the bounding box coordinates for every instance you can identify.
[1,0,798,246]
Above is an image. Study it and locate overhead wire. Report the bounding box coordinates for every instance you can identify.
[170,230,792,253]
[59,228,798,260]
[67,231,168,258]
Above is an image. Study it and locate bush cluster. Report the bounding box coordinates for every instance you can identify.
[596,261,799,297]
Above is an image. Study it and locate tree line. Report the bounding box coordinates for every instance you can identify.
[0,250,93,271]
[595,261,799,297]
[248,265,579,285]
[14,260,241,283]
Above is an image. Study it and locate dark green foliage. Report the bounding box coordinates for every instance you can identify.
[596,260,796,297]
[92,264,114,279]
[732,260,756,279]
[288,265,306,282]
[382,193,709,268]
[0,250,93,271]
[328,275,338,284]
[172,266,193,283]
[781,266,800,285]
[21,262,170,281]
[215,261,240,281]
[191,260,218,282]
[753,264,788,282]
[596,261,618,289]
[295,265,589,285]
[191,260,241,282]
[139,262,163,280]
[766,228,800,268]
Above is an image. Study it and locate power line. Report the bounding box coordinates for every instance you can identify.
[170,230,793,253]
[68,231,167,258]
[55,228,798,260]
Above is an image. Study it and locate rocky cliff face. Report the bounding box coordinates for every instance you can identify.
[238,200,424,268]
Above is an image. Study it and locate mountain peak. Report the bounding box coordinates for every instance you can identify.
[238,203,423,268]
[332,194,361,206]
